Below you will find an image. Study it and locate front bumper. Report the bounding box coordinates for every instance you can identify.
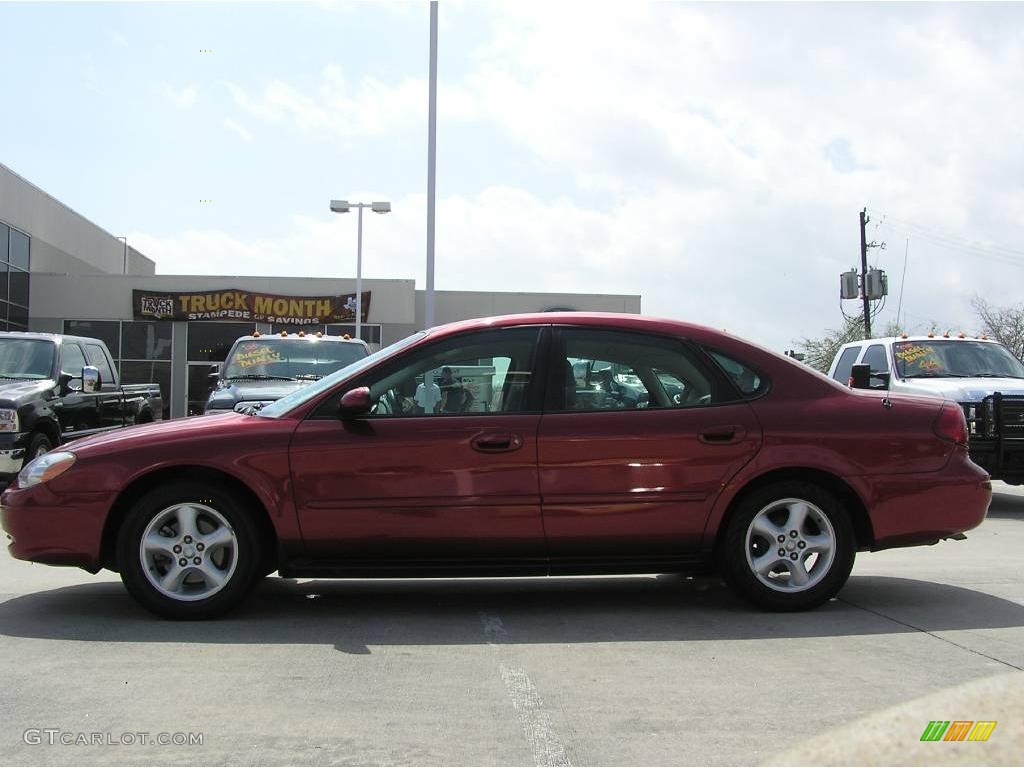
[1,482,113,571]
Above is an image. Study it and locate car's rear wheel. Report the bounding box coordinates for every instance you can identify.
[722,481,855,611]
[117,482,262,619]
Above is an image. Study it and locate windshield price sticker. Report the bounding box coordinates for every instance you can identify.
[234,345,283,368]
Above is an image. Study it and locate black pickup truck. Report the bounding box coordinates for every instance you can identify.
[0,332,163,483]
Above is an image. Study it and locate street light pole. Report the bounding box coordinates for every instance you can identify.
[329,199,391,342]
[356,204,364,342]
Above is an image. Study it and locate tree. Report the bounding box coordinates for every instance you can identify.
[795,316,865,373]
[794,317,910,374]
[971,295,1024,360]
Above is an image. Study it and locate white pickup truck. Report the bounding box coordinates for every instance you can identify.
[828,335,1024,484]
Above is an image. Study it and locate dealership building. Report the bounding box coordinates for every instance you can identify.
[1,162,641,419]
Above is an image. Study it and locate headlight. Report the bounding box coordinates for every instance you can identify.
[0,408,19,433]
[17,451,76,489]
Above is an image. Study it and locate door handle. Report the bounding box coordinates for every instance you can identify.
[699,425,745,444]
[471,432,523,453]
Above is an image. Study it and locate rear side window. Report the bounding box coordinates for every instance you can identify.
[84,343,116,387]
[707,350,768,398]
[832,346,861,383]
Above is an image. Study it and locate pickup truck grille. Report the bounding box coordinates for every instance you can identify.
[960,393,1024,479]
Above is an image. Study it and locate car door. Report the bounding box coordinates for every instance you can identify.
[289,325,549,565]
[82,342,125,431]
[538,327,763,563]
[53,341,102,439]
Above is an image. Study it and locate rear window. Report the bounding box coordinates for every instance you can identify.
[832,346,861,383]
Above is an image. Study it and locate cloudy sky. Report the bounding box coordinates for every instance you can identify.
[2,1,1023,351]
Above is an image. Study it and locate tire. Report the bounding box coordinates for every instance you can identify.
[116,482,263,620]
[22,433,53,468]
[721,481,856,611]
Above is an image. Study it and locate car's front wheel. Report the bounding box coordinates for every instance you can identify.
[722,481,856,611]
[117,482,262,619]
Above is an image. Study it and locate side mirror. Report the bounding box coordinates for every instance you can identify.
[81,366,101,394]
[849,363,871,389]
[338,386,372,419]
[870,371,892,389]
[208,364,221,383]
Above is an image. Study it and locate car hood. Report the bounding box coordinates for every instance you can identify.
[61,411,262,456]
[896,377,1024,402]
[205,379,311,411]
[0,379,54,405]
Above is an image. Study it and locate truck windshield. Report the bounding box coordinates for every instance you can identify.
[893,340,1024,379]
[222,339,366,382]
[257,332,427,418]
[0,339,56,380]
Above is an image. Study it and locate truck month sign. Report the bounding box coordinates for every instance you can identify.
[132,289,371,324]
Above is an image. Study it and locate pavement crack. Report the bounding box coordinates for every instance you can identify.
[837,596,1024,672]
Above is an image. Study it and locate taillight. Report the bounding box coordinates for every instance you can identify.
[933,401,968,446]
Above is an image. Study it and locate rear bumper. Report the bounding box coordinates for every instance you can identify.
[865,452,992,550]
[1,483,113,571]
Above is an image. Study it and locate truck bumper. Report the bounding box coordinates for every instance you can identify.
[0,432,28,481]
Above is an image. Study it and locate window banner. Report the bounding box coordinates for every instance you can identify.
[132,289,371,324]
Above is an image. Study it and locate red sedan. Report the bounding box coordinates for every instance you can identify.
[1,313,991,619]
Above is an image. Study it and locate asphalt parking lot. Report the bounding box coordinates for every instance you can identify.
[1,486,1022,766]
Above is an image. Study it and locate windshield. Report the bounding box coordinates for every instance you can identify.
[222,339,367,382]
[257,332,428,418]
[893,340,1024,379]
[0,339,56,380]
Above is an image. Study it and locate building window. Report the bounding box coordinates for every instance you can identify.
[187,322,252,362]
[185,322,252,415]
[1,221,30,332]
[121,321,172,360]
[8,228,30,271]
[64,320,120,357]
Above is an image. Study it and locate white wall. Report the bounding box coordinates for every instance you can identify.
[415,290,642,329]
[0,162,156,276]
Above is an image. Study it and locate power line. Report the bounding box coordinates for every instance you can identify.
[877,213,1024,265]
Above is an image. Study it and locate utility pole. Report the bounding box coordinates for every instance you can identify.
[859,208,871,339]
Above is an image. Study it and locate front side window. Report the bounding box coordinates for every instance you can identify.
[553,329,715,411]
[318,327,541,418]
[831,346,861,383]
[61,343,87,376]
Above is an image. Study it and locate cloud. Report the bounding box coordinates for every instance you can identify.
[222,118,254,143]
[135,4,1024,350]
[162,84,198,109]
[221,68,424,139]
